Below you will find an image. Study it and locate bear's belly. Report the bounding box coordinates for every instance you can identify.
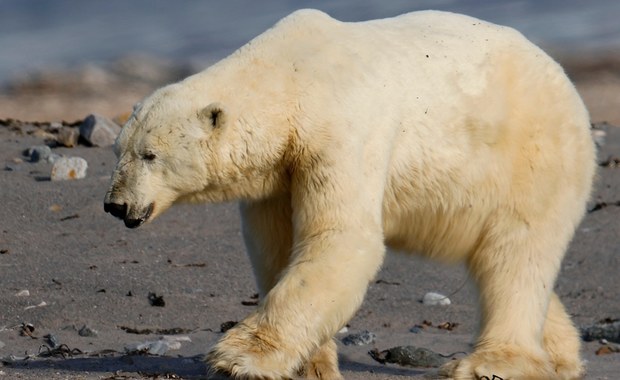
[382,200,486,262]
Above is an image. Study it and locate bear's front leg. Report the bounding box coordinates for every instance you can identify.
[208,228,384,379]
[208,160,386,379]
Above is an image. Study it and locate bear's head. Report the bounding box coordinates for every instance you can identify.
[104,82,291,228]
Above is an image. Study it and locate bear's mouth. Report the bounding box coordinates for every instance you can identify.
[123,202,155,229]
[104,201,154,229]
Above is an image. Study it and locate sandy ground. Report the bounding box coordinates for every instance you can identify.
[0,54,619,379]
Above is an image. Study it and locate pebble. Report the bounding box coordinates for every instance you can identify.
[27,145,52,162]
[125,336,191,355]
[44,333,60,349]
[592,129,606,148]
[57,126,80,147]
[15,289,30,297]
[341,330,376,346]
[24,301,47,310]
[581,319,620,343]
[78,325,98,337]
[369,346,447,368]
[422,292,451,306]
[0,341,4,349]
[51,157,88,181]
[79,114,121,147]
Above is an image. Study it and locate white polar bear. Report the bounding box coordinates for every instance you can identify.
[104,9,595,380]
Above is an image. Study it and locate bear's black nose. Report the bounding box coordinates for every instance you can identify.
[104,202,128,220]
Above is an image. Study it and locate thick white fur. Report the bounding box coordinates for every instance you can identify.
[106,9,595,380]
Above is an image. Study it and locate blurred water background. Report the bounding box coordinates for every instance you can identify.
[1,0,620,85]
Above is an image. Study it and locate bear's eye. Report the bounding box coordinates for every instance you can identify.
[142,152,156,161]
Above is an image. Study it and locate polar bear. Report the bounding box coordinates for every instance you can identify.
[104,9,595,380]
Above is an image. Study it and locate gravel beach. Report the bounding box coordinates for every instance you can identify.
[0,53,619,379]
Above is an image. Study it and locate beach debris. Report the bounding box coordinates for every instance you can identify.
[342,330,376,346]
[369,346,448,368]
[241,293,259,305]
[124,336,191,356]
[79,114,121,147]
[422,292,451,306]
[78,325,99,337]
[51,156,88,180]
[14,289,30,297]
[411,320,434,333]
[26,145,52,162]
[49,204,62,212]
[60,214,80,221]
[119,326,192,335]
[220,321,238,333]
[410,320,459,333]
[599,156,620,168]
[57,126,80,147]
[596,339,620,355]
[437,321,459,331]
[44,333,60,349]
[19,323,36,338]
[148,292,165,307]
[375,279,401,285]
[38,344,83,358]
[581,318,620,343]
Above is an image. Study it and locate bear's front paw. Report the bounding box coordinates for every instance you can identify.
[206,317,299,379]
[442,345,561,380]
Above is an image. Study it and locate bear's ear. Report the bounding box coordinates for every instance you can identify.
[198,102,226,129]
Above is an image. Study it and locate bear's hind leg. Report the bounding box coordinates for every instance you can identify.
[299,339,344,380]
[542,293,584,379]
[448,224,571,380]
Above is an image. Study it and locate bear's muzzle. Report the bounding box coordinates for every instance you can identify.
[104,201,154,229]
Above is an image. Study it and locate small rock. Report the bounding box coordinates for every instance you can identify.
[220,321,238,333]
[57,126,80,147]
[79,114,121,147]
[43,334,60,349]
[51,157,88,181]
[338,326,349,334]
[26,145,52,162]
[78,325,98,337]
[148,292,165,307]
[125,336,191,355]
[0,341,5,349]
[592,129,606,148]
[422,292,451,306]
[369,346,447,368]
[24,301,47,310]
[581,319,620,343]
[49,122,62,131]
[15,290,30,297]
[342,330,376,346]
